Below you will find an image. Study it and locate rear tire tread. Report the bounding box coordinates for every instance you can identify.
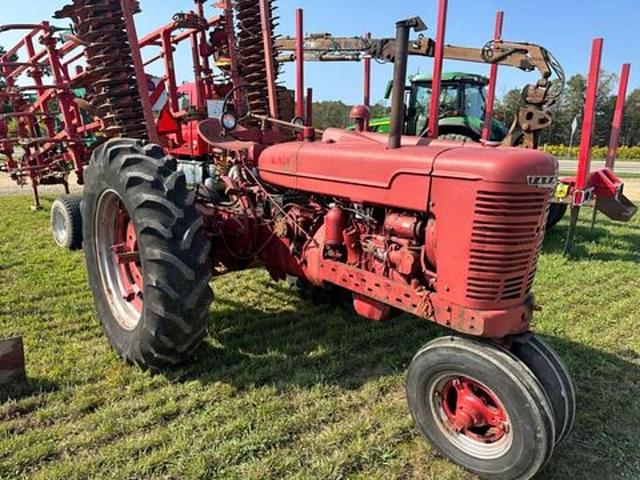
[83,138,213,369]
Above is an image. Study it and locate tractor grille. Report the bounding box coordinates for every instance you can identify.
[466,190,547,303]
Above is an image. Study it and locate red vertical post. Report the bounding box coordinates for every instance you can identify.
[481,11,504,143]
[363,32,372,131]
[427,0,448,139]
[295,8,305,122]
[120,0,160,144]
[606,63,631,170]
[575,38,603,194]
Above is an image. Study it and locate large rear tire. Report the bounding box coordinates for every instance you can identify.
[406,336,555,480]
[82,139,213,369]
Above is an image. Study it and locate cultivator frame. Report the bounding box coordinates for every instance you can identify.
[0,22,100,207]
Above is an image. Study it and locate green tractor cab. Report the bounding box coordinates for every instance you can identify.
[370,72,508,142]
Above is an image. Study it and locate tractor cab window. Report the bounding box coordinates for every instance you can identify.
[439,84,459,116]
[411,82,461,134]
[463,83,487,119]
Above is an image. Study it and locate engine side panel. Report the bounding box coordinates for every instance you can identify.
[258,141,451,211]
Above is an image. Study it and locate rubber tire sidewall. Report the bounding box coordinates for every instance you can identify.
[83,140,212,368]
[51,195,83,250]
[546,203,568,230]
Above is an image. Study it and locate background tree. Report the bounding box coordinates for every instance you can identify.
[310,69,635,148]
[622,89,640,146]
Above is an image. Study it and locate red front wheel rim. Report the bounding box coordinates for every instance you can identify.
[430,373,512,459]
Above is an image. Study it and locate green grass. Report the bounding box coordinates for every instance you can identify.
[1,195,639,480]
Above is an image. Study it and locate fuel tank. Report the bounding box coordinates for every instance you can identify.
[257,128,557,212]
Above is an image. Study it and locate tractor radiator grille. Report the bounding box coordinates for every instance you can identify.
[466,190,547,303]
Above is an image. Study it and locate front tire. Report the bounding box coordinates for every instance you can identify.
[82,139,213,369]
[511,335,576,446]
[546,203,568,230]
[406,336,555,480]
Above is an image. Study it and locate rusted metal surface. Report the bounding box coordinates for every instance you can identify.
[277,29,563,147]
[0,337,25,385]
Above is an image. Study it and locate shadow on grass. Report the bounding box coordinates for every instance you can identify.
[538,334,640,479]
[165,279,640,478]
[168,279,441,392]
[544,218,640,262]
[0,376,59,405]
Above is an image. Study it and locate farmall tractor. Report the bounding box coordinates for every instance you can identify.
[9,1,576,478]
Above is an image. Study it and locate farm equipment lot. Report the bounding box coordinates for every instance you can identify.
[0,194,638,480]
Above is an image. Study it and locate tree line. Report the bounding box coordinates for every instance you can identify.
[310,70,640,147]
[494,71,640,147]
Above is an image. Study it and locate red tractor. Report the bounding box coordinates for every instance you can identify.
[47,1,575,478]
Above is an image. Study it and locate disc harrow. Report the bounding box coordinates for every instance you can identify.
[233,0,280,117]
[55,0,147,139]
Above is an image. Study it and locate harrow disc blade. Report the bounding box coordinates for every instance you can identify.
[56,0,148,139]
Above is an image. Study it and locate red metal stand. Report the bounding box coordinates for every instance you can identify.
[259,0,279,120]
[427,0,448,139]
[120,0,160,145]
[482,11,504,143]
[363,32,372,131]
[0,22,98,208]
[606,63,631,170]
[295,8,305,123]
[564,38,602,255]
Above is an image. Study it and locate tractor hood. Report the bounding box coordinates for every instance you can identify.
[257,129,558,212]
[431,139,558,184]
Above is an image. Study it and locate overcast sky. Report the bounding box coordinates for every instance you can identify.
[2,0,638,104]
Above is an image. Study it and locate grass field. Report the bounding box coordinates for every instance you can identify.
[1,194,639,480]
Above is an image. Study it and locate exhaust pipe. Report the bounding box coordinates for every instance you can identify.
[388,17,427,150]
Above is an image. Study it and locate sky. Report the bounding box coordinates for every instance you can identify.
[1,0,639,105]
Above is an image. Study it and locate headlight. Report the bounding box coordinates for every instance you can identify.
[291,117,305,128]
[221,112,238,131]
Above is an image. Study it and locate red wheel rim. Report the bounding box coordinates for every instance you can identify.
[112,202,143,313]
[95,190,144,331]
[438,376,508,444]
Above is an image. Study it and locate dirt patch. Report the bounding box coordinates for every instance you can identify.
[0,174,82,199]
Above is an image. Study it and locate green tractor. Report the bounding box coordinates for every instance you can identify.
[370,72,508,142]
